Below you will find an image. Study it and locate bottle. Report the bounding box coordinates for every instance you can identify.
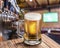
[11,0,29,20]
[16,0,29,20]
[16,0,28,8]
[19,8,30,20]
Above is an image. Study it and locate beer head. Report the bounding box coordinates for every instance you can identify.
[24,12,41,20]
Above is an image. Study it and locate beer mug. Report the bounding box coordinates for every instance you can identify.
[24,12,42,45]
[17,20,24,38]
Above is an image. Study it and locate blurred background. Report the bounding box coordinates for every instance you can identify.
[0,0,60,45]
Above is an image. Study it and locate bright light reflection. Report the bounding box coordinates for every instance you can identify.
[29,0,32,2]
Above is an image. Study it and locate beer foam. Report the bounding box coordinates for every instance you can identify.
[25,13,41,20]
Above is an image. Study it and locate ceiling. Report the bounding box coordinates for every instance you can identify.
[16,0,60,10]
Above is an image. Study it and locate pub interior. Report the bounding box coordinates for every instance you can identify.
[0,0,60,47]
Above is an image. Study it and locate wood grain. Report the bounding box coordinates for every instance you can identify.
[42,34,60,48]
[0,34,60,48]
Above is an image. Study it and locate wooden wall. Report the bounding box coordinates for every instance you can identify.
[32,8,60,28]
[49,0,59,5]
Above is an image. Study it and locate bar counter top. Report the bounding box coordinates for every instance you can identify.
[0,34,60,48]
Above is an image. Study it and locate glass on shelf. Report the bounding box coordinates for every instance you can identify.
[16,20,24,38]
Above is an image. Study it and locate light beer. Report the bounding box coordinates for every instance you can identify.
[24,13,42,45]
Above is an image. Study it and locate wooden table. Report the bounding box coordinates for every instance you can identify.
[0,34,60,48]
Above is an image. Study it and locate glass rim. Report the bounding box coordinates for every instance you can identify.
[24,12,41,20]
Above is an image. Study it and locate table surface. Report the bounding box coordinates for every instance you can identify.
[0,34,60,48]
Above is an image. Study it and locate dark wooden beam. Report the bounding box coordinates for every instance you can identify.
[24,4,60,11]
[47,0,50,12]
[24,0,31,8]
[59,0,60,4]
[35,0,40,7]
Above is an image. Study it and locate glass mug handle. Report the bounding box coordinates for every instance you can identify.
[17,20,24,38]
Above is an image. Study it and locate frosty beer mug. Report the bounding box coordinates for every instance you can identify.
[24,12,42,45]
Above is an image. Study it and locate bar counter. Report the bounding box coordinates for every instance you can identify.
[0,34,60,48]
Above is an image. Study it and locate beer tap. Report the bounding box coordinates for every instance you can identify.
[8,0,24,19]
[8,0,20,13]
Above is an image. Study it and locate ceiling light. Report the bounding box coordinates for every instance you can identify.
[29,0,32,2]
